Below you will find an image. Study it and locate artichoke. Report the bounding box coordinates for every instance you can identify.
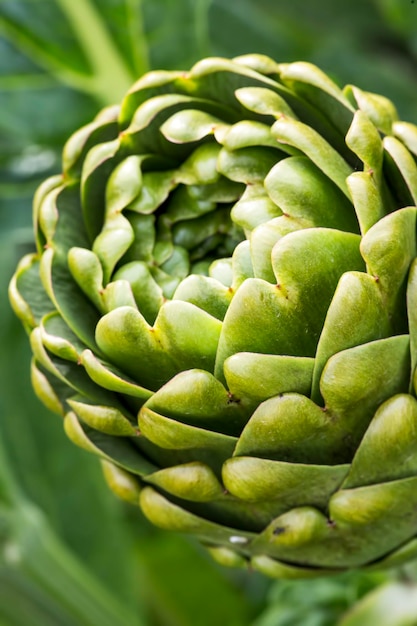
[9,54,417,579]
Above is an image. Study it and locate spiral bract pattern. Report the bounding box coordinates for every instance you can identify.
[10,55,417,578]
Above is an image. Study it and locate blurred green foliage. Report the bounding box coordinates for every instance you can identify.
[1,0,417,624]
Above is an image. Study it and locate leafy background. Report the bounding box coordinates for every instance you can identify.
[1,0,417,624]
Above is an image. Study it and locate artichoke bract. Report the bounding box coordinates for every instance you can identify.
[9,54,417,578]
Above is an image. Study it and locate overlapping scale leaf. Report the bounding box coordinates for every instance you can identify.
[9,53,417,579]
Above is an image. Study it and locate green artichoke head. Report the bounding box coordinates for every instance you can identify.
[10,54,417,579]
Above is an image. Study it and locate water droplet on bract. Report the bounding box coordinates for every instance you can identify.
[229,535,249,545]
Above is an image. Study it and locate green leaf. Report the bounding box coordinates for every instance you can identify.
[145,368,248,434]
[139,406,237,473]
[96,302,222,390]
[264,156,357,232]
[135,531,255,626]
[253,573,385,626]
[223,456,349,508]
[312,271,390,402]
[0,0,138,104]
[225,352,314,405]
[0,500,143,626]
[271,117,353,196]
[339,582,417,626]
[279,60,355,135]
[344,394,417,488]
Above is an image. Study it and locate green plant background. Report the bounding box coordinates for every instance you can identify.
[1,1,417,624]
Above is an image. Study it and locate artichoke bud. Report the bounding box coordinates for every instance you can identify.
[9,54,417,578]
